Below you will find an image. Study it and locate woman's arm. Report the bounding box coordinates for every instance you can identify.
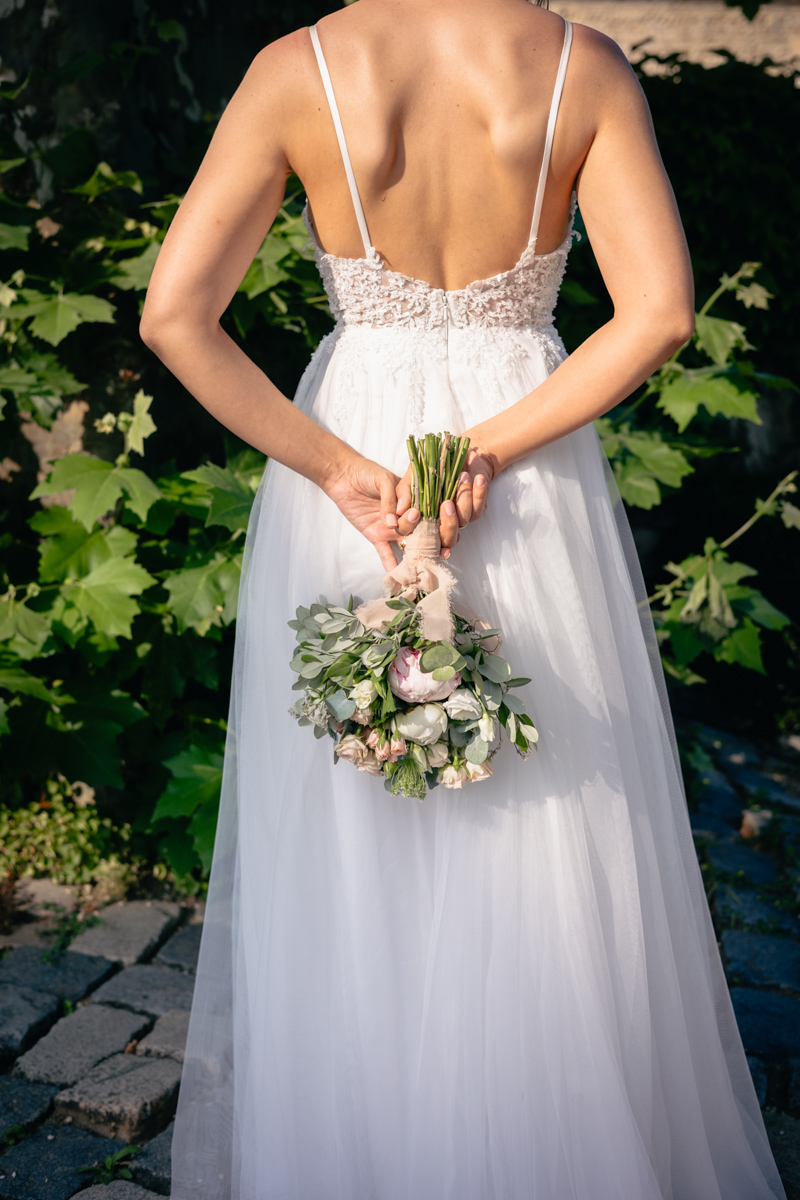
[408,27,695,548]
[140,33,405,569]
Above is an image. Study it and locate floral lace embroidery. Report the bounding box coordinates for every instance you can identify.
[303,195,578,333]
[296,323,567,432]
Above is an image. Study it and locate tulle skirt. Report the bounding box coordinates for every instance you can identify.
[170,320,785,1200]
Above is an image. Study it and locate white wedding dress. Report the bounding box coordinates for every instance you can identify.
[170,20,785,1200]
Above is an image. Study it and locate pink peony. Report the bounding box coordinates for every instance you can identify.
[388,646,461,704]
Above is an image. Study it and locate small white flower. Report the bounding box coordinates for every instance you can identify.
[464,759,494,783]
[478,713,497,743]
[353,707,373,725]
[356,750,383,776]
[439,764,469,789]
[350,679,378,711]
[443,688,483,721]
[335,733,370,766]
[426,741,450,770]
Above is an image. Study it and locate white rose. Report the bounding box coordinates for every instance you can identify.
[479,713,497,743]
[465,759,494,783]
[356,750,383,776]
[426,741,450,770]
[353,707,373,725]
[394,703,448,747]
[443,689,483,721]
[335,733,369,765]
[439,764,468,789]
[350,679,378,710]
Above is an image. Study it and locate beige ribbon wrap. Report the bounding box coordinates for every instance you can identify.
[355,519,457,643]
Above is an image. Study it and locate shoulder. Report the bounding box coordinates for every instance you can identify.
[567,22,647,117]
[241,29,317,100]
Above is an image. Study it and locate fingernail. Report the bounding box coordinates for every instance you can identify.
[461,471,470,483]
[442,548,450,558]
[385,513,398,527]
[443,500,456,516]
[408,508,419,522]
[475,475,485,487]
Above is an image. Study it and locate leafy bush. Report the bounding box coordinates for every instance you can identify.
[0,11,797,884]
[0,775,133,886]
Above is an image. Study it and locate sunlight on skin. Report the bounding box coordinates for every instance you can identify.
[140,0,694,570]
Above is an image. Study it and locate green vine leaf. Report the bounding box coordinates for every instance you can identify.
[10,289,116,346]
[694,314,752,367]
[70,556,156,639]
[656,371,761,433]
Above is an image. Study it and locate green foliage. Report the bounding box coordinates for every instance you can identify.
[0,776,133,885]
[593,262,799,683]
[0,14,796,878]
[75,1144,141,1185]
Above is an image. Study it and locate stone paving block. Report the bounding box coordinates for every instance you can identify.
[153,924,201,974]
[69,902,181,967]
[689,811,739,843]
[707,842,778,886]
[54,1053,182,1143]
[723,930,800,991]
[0,947,115,1004]
[14,879,78,919]
[15,1005,152,1088]
[726,764,800,813]
[714,885,800,936]
[0,1076,59,1140]
[77,1185,164,1200]
[91,965,194,1018]
[136,1010,189,1063]
[696,771,745,823]
[731,988,800,1058]
[129,1122,172,1195]
[694,723,760,760]
[763,1110,800,1200]
[0,984,61,1067]
[0,1123,125,1200]
[787,1059,800,1116]
[746,1054,768,1107]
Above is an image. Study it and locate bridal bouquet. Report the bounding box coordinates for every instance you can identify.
[288,433,538,800]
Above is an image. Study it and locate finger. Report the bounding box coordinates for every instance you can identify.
[376,540,399,571]
[380,472,399,532]
[454,471,473,527]
[397,507,420,537]
[395,469,413,516]
[439,498,458,549]
[472,473,490,520]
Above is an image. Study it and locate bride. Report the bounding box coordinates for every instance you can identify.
[141,0,785,1196]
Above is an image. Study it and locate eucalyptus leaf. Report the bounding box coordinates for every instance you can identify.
[465,736,489,765]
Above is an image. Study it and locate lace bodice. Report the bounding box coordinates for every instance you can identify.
[304,200,577,332]
[307,19,576,335]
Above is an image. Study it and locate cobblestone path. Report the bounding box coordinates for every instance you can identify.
[2,723,800,1198]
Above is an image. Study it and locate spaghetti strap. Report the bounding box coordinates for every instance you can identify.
[309,25,372,256]
[528,19,573,248]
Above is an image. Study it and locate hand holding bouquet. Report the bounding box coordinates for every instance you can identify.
[289,433,538,800]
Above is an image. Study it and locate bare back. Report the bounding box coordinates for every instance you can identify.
[281,0,595,291]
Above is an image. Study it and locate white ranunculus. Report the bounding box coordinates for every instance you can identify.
[439,764,469,789]
[426,741,450,770]
[479,713,497,743]
[465,759,494,783]
[350,679,378,711]
[443,689,483,721]
[335,733,370,766]
[394,703,448,747]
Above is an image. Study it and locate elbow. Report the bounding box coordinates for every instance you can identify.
[662,307,695,355]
